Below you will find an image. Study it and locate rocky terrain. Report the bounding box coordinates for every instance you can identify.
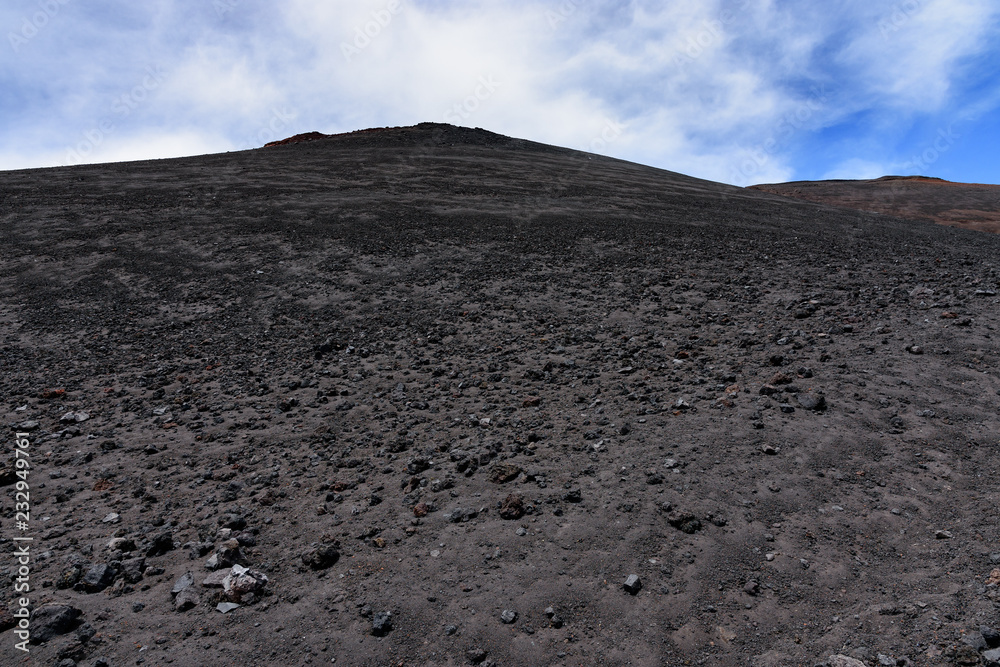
[750,176,1000,234]
[1,123,999,666]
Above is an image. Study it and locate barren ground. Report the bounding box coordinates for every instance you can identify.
[1,124,999,667]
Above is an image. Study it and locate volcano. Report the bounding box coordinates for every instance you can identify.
[1,123,999,666]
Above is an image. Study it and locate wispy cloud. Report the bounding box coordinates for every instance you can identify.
[1,0,998,185]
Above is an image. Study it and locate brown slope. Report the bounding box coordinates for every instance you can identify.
[750,175,1000,233]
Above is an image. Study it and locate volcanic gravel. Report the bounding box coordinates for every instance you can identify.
[751,176,1000,235]
[1,123,999,666]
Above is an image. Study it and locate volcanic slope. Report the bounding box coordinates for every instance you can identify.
[1,123,1000,667]
[751,175,1000,234]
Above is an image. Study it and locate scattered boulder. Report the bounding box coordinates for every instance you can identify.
[562,489,582,503]
[28,605,83,644]
[372,611,393,636]
[667,510,702,534]
[444,507,478,523]
[487,463,521,484]
[796,393,827,411]
[175,588,201,612]
[171,572,194,595]
[302,544,340,570]
[623,574,642,595]
[145,531,174,557]
[205,539,244,570]
[499,493,525,520]
[828,656,867,667]
[76,564,116,593]
[222,564,268,603]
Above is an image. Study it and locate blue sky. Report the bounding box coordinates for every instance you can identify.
[2,0,999,185]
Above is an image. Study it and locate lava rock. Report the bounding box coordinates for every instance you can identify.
[467,648,488,664]
[76,564,115,593]
[146,531,174,557]
[562,488,582,503]
[499,493,525,520]
[372,611,393,636]
[28,605,83,644]
[667,510,702,534]
[302,544,340,570]
[796,393,827,411]
[444,507,478,523]
[218,513,247,530]
[206,539,244,570]
[175,588,200,612]
[828,656,867,667]
[488,463,522,484]
[984,625,1000,648]
[172,571,194,595]
[500,609,518,624]
[222,564,268,602]
[623,574,642,594]
[962,632,988,651]
[57,564,84,589]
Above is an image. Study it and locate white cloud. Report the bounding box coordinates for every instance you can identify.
[1,0,998,182]
[838,0,1000,112]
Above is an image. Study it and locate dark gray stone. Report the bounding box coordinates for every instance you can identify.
[372,611,393,636]
[121,557,146,584]
[77,564,115,593]
[623,574,642,594]
[146,531,174,557]
[171,571,194,595]
[964,632,988,651]
[302,544,340,570]
[983,648,1000,667]
[175,588,200,612]
[28,605,83,644]
[797,393,827,411]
